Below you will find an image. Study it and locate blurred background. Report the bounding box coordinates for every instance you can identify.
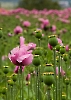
[0,0,71,9]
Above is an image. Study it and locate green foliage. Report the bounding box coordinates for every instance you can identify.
[18,0,61,10]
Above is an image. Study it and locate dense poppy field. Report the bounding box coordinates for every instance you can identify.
[0,8,71,100]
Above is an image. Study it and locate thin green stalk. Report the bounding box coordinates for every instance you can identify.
[13,83,16,100]
[60,56,63,100]
[65,62,67,76]
[35,66,39,100]
[66,85,68,100]
[22,71,24,100]
[47,87,51,100]
[58,52,61,100]
[53,48,57,100]
[5,75,7,100]
[70,84,71,99]
[38,39,41,47]
[19,66,22,100]
[11,86,13,100]
[28,82,29,100]
[8,85,10,100]
[31,74,33,98]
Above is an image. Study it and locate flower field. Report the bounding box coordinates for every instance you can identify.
[0,8,71,100]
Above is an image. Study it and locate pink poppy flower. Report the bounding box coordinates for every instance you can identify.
[8,37,33,66]
[26,73,31,81]
[14,26,23,34]
[51,25,56,32]
[41,19,49,29]
[42,19,49,26]
[22,21,31,27]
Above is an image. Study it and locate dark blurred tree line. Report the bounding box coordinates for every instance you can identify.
[18,0,61,10]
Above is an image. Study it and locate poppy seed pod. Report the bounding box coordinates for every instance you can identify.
[48,35,58,47]
[62,93,66,100]
[43,72,55,86]
[11,73,17,82]
[35,29,42,39]
[56,44,60,51]
[33,47,43,56]
[2,87,7,95]
[3,66,9,74]
[44,64,54,72]
[8,80,14,86]
[33,55,40,66]
[60,46,65,54]
[64,78,69,85]
[63,54,68,62]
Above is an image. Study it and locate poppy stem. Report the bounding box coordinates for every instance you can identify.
[60,56,63,100]
[58,52,61,100]
[53,48,57,100]
[47,87,51,100]
[66,85,68,100]
[20,66,24,100]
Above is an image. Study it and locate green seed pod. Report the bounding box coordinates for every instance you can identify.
[35,29,42,39]
[33,55,40,66]
[44,64,54,72]
[43,72,55,86]
[29,67,35,73]
[62,95,66,100]
[3,66,9,74]
[11,73,17,82]
[48,35,58,47]
[64,78,69,85]
[63,54,68,62]
[33,47,43,56]
[56,44,60,51]
[62,92,66,100]
[60,46,65,54]
[2,87,7,95]
[8,80,14,86]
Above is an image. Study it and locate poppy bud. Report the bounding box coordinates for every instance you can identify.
[26,74,31,81]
